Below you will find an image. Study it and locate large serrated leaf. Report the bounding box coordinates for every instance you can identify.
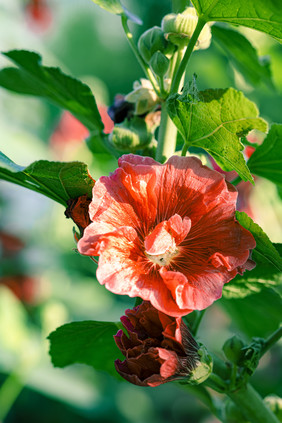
[236,211,282,271]
[167,87,267,182]
[0,50,103,133]
[48,320,123,377]
[247,124,282,187]
[191,0,282,43]
[212,25,273,88]
[0,152,95,206]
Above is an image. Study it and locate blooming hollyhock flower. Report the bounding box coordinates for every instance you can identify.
[78,154,256,317]
[114,301,200,387]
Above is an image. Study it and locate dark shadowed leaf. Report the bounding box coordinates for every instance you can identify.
[212,25,273,88]
[191,0,282,42]
[0,50,103,133]
[48,320,123,377]
[167,87,267,182]
[220,288,282,338]
[248,124,282,187]
[236,211,282,271]
[0,152,95,206]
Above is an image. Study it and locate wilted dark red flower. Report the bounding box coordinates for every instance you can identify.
[65,194,92,232]
[114,301,199,387]
[78,155,255,317]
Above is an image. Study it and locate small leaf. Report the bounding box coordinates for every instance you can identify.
[236,211,282,271]
[212,25,274,88]
[191,0,282,42]
[247,124,282,187]
[0,50,103,133]
[167,87,267,182]
[0,152,95,206]
[48,320,123,376]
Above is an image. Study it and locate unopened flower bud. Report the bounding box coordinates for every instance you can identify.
[186,344,212,385]
[109,116,153,152]
[161,7,211,49]
[65,194,92,233]
[125,78,159,115]
[223,335,245,364]
[150,51,170,77]
[138,26,174,63]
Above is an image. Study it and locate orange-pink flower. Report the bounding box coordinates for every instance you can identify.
[78,155,255,317]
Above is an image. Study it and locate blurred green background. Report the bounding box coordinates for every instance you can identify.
[0,1,281,422]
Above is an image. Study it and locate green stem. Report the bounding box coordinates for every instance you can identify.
[156,102,178,162]
[0,372,24,422]
[228,383,280,423]
[261,326,282,357]
[121,15,159,95]
[191,309,206,335]
[181,143,188,156]
[170,18,206,94]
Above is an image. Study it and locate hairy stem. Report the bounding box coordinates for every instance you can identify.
[170,18,206,94]
[156,103,178,162]
[261,326,282,356]
[121,15,159,95]
[228,383,280,423]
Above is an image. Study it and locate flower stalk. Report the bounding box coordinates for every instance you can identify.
[227,383,280,423]
[121,15,160,95]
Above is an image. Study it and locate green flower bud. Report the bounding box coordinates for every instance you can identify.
[223,335,245,364]
[161,7,211,49]
[109,116,153,152]
[150,51,170,77]
[125,78,159,115]
[187,344,213,385]
[138,26,174,63]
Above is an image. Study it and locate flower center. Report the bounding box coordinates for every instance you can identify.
[144,214,191,267]
[145,248,179,267]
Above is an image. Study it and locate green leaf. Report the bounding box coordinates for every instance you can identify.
[212,25,273,88]
[167,87,267,182]
[0,152,95,206]
[90,0,142,24]
[48,320,123,377]
[220,288,282,338]
[236,211,282,271]
[191,0,282,42]
[223,257,282,299]
[0,50,103,132]
[247,124,282,187]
